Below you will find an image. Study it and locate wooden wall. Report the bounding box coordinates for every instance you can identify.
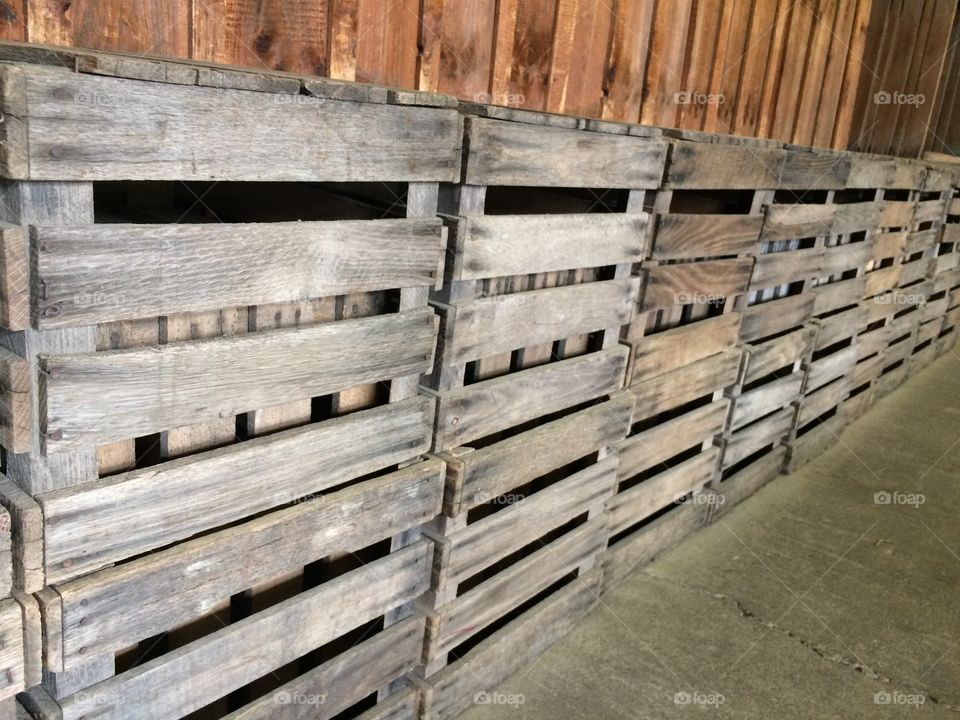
[0,0,956,157]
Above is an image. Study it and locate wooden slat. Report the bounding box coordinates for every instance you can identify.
[832,201,883,235]
[651,214,763,259]
[730,375,804,431]
[443,393,632,515]
[0,599,25,701]
[39,397,433,581]
[630,349,742,417]
[820,241,872,275]
[750,248,824,289]
[777,151,850,190]
[41,307,437,452]
[55,463,443,668]
[813,276,867,316]
[814,304,869,350]
[0,346,31,453]
[722,407,794,468]
[742,326,817,384]
[600,0,655,122]
[798,375,852,426]
[59,542,433,720]
[441,278,637,365]
[35,220,445,327]
[666,142,786,189]
[433,346,628,451]
[463,117,667,188]
[0,224,26,330]
[452,213,647,280]
[761,204,836,241]
[630,313,741,383]
[640,258,754,311]
[13,64,460,181]
[740,294,816,342]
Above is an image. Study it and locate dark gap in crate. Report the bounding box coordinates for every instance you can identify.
[464,396,602,449]
[939,326,957,338]
[817,302,856,320]
[446,571,578,663]
[759,237,816,254]
[913,338,933,354]
[849,381,871,398]
[928,290,947,302]
[918,191,940,202]
[893,304,920,320]
[668,189,755,214]
[93,181,409,223]
[465,452,599,524]
[947,214,959,223]
[617,444,704,494]
[849,230,868,244]
[0,447,5,475]
[631,392,714,434]
[748,279,806,304]
[812,337,853,362]
[937,243,955,256]
[457,513,587,596]
[772,190,829,204]
[876,256,895,269]
[883,358,906,373]
[743,363,797,393]
[918,221,934,232]
[834,188,875,204]
[608,500,683,546]
[796,406,839,438]
[884,189,911,201]
[131,432,163,470]
[482,186,629,215]
[721,442,778,480]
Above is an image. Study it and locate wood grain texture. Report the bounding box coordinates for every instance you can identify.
[0,599,24,701]
[630,313,742,383]
[651,214,763,259]
[630,349,742,419]
[741,330,816,386]
[35,219,444,327]
[740,293,816,342]
[41,308,437,452]
[666,142,786,189]
[640,258,754,311]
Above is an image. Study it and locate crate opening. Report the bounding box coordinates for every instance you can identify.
[480,186,631,215]
[630,392,715,434]
[834,188,876,204]
[772,190,829,205]
[796,406,839,438]
[607,499,684,546]
[617,444,706,494]
[883,189,911,201]
[721,442,777,480]
[812,337,853,362]
[668,189,757,215]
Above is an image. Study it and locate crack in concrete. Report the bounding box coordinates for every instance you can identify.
[639,571,958,711]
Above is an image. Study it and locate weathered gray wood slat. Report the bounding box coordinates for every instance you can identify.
[820,240,873,275]
[640,258,754,311]
[35,220,446,327]
[630,313,741,383]
[618,400,729,480]
[55,461,444,668]
[750,248,823,289]
[881,201,916,228]
[607,449,720,535]
[630,349,742,418]
[789,413,847,470]
[864,266,902,298]
[778,151,850,190]
[463,117,667,188]
[434,519,605,657]
[58,542,433,720]
[722,407,794,468]
[814,305,868,350]
[813,276,867,316]
[41,307,438,452]
[651,214,763,259]
[0,224,27,330]
[798,375,852,426]
[0,599,25,701]
[871,230,908,259]
[666,142,786,189]
[845,157,898,189]
[0,476,42,592]
[740,294,816,342]
[905,229,939,255]
[441,278,637,365]
[805,346,858,392]
[432,346,628,451]
[832,201,883,235]
[451,214,648,280]
[223,617,425,720]
[423,570,600,720]
[730,375,804,431]
[900,258,934,287]
[39,397,433,582]
[442,457,616,587]
[761,205,836,242]
[742,327,816,384]
[0,346,31,453]
[713,447,787,518]
[442,394,632,515]
[914,199,947,224]
[12,65,461,182]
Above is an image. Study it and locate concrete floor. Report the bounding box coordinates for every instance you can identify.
[461,350,960,719]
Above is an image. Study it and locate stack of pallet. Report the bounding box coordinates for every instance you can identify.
[0,41,959,720]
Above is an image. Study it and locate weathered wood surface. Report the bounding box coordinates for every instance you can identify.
[730,375,804,431]
[742,326,817,384]
[813,276,868,316]
[760,204,836,242]
[788,412,847,472]
[740,294,816,342]
[651,214,763,259]
[0,476,42,592]
[463,117,667,188]
[41,307,438,452]
[35,219,446,327]
[40,397,433,581]
[450,214,648,280]
[798,375,853,427]
[712,447,787,520]
[0,346,31,453]
[640,258,754,311]
[432,346,627,451]
[439,278,637,365]
[442,393,632,515]
[629,313,741,382]
[750,248,824,289]
[5,64,462,182]
[778,151,850,190]
[832,201,883,235]
[666,142,785,189]
[820,241,873,276]
[0,224,27,330]
[0,599,25,701]
[814,305,868,350]
[58,542,433,720]
[631,349,742,418]
[54,461,444,668]
[722,407,795,469]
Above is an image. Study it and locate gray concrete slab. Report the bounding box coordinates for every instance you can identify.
[458,350,960,719]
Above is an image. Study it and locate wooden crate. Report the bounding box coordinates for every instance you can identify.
[0,45,461,718]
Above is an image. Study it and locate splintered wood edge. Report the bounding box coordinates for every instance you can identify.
[0,65,28,179]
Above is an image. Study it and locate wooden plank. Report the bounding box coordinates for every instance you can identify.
[0,346,30,453]
[713,447,787,518]
[0,599,24,701]
[814,304,869,350]
[881,200,916,229]
[733,0,779,136]
[608,449,720,535]
[618,400,729,480]
[798,375,852,426]
[441,278,637,365]
[433,346,628,451]
[666,142,786,189]
[41,307,437,452]
[812,0,858,148]
[832,201,883,235]
[722,407,794,468]
[40,397,433,581]
[831,0,872,148]
[18,65,460,182]
[451,213,647,281]
[223,617,425,720]
[742,327,817,384]
[640,258,754,311]
[820,240,873,275]
[0,476,42,592]
[56,463,443,668]
[761,204,837,241]
[600,0,655,122]
[59,542,433,720]
[730,375,804,431]
[0,224,26,330]
[651,214,763,259]
[639,0,692,127]
[813,276,867,316]
[750,248,824,289]
[778,151,850,190]
[442,393,632,515]
[630,349,742,417]
[630,313,741,383]
[463,117,667,188]
[35,219,445,327]
[871,231,908,261]
[740,294,816,342]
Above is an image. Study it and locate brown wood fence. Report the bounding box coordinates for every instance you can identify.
[0,0,956,156]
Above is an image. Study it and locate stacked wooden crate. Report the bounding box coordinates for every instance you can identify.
[0,49,461,720]
[418,107,665,719]
[603,135,767,591]
[931,164,960,352]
